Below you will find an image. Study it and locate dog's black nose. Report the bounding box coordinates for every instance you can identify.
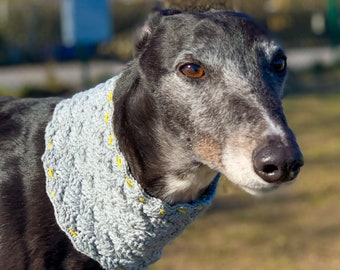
[253,144,304,183]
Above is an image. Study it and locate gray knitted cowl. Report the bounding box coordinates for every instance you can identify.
[42,75,220,270]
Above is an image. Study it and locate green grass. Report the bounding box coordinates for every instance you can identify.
[151,93,340,270]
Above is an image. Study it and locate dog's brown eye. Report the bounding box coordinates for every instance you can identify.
[180,63,205,78]
[272,55,287,73]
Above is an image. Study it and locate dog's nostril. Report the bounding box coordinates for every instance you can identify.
[289,159,304,180]
[253,144,303,184]
[262,164,279,174]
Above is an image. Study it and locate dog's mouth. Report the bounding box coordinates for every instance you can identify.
[222,146,298,196]
[220,140,303,196]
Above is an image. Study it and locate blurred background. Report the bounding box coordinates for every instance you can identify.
[0,0,339,269]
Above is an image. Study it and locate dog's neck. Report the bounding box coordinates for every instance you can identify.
[42,76,219,269]
[113,64,218,204]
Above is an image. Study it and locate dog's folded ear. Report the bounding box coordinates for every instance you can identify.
[135,9,182,56]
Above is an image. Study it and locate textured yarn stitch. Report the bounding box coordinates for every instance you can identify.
[42,75,220,270]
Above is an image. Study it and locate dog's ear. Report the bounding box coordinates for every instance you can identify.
[135,9,182,56]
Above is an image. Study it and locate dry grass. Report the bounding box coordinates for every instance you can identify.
[151,93,340,270]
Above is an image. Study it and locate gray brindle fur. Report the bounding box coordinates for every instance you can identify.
[0,10,303,269]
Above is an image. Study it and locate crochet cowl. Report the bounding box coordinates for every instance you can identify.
[42,75,220,270]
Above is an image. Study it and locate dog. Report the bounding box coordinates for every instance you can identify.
[0,9,303,269]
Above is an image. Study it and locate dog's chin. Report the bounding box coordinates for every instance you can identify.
[241,184,280,196]
[237,177,298,197]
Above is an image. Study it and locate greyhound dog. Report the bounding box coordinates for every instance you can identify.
[0,9,303,270]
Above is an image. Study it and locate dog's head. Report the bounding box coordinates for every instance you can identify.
[118,9,303,202]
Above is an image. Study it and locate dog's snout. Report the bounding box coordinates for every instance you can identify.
[253,144,304,183]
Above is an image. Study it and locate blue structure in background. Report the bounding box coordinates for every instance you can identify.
[60,0,113,87]
[61,0,113,47]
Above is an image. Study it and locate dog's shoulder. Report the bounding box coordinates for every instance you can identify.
[0,96,61,120]
[0,96,62,180]
[1,96,60,136]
